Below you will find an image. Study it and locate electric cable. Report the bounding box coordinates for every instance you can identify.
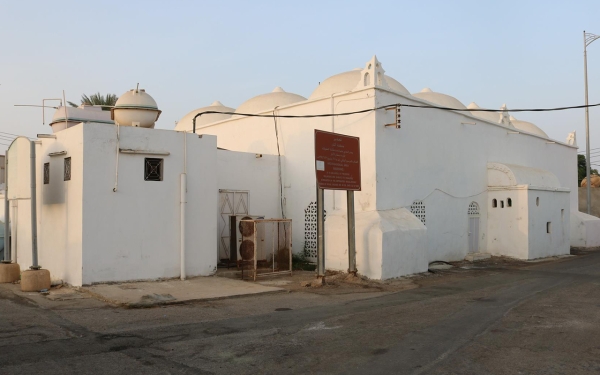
[192,101,600,133]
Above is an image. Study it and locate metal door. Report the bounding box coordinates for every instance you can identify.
[218,191,248,260]
[468,202,480,253]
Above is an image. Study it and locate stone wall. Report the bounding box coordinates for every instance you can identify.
[578,187,600,218]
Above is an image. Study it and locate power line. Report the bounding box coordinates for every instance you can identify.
[0,131,33,139]
[192,101,600,133]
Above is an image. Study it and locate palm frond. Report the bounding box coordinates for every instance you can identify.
[78,92,117,110]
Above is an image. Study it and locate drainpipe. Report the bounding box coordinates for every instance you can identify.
[180,132,187,280]
[180,173,186,280]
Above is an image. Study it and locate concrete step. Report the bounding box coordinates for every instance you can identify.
[465,252,492,262]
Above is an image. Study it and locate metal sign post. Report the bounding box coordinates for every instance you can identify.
[314,130,361,278]
[29,140,40,270]
[2,154,9,264]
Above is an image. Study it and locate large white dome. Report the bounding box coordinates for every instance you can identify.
[467,102,501,123]
[309,69,410,99]
[175,101,234,131]
[412,88,467,110]
[235,87,306,114]
[509,116,549,138]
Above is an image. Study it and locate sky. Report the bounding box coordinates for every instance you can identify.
[1,0,600,167]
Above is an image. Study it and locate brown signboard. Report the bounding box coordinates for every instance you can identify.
[314,129,361,191]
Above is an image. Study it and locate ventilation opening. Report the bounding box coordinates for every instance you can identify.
[492,199,497,208]
[561,209,564,220]
[536,197,540,206]
[410,200,426,225]
[547,222,552,233]
[500,200,504,208]
[144,158,163,181]
[64,157,71,181]
[507,198,512,207]
[43,163,50,185]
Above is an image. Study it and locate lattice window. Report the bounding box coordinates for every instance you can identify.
[304,202,326,259]
[468,202,480,217]
[43,163,49,184]
[410,200,426,225]
[64,157,71,181]
[144,158,163,181]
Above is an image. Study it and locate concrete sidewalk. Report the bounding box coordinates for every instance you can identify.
[81,276,284,307]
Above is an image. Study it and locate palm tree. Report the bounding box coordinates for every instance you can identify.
[68,93,117,110]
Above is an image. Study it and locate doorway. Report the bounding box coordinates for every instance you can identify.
[218,191,249,261]
[468,202,480,253]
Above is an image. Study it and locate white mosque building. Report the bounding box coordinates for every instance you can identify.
[4,56,600,285]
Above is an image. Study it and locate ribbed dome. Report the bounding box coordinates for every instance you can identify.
[236,87,306,114]
[309,69,410,99]
[412,88,467,109]
[509,116,549,138]
[467,102,501,123]
[175,101,234,131]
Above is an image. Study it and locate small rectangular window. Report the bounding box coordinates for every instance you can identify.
[144,158,163,181]
[561,209,564,220]
[43,163,50,184]
[500,200,504,208]
[547,222,552,234]
[64,157,71,181]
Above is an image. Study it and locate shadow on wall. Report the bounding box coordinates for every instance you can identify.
[579,187,600,218]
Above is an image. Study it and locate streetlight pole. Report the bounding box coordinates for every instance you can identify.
[584,31,599,214]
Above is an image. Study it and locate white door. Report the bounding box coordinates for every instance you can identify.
[218,191,249,260]
[468,202,480,253]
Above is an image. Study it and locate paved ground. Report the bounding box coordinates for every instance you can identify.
[81,276,284,307]
[2,251,600,374]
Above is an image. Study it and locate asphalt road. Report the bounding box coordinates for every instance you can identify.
[2,251,600,374]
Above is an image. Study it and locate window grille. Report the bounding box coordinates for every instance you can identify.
[468,202,480,217]
[303,202,326,259]
[43,163,49,184]
[64,157,71,181]
[144,158,163,181]
[410,200,426,225]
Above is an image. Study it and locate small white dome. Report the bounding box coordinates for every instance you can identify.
[412,88,467,109]
[309,70,410,99]
[175,101,234,131]
[510,116,549,138]
[236,87,306,114]
[112,88,161,128]
[467,102,501,123]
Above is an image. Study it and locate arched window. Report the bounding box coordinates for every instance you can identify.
[364,72,371,86]
[492,199,497,208]
[507,198,512,207]
[468,202,480,216]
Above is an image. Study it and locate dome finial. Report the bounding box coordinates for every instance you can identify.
[272,87,285,93]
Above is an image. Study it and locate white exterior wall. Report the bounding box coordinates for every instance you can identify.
[487,189,529,258]
[80,124,217,285]
[527,190,570,259]
[197,92,380,268]
[375,90,581,261]
[216,149,280,219]
[14,128,84,285]
[11,124,218,286]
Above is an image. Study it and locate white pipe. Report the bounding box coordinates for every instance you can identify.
[180,173,187,280]
[113,124,120,192]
